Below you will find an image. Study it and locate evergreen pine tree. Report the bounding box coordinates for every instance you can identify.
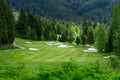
[31,28,38,40]
[81,35,87,45]
[82,16,88,35]
[113,28,120,56]
[112,3,120,56]
[87,27,94,44]
[95,25,107,52]
[5,0,15,44]
[75,37,81,45]
[107,3,120,52]
[0,0,15,46]
[16,9,28,39]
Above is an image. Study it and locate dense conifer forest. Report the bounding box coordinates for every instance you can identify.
[11,0,120,24]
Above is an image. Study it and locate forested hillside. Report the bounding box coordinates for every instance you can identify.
[11,0,120,24]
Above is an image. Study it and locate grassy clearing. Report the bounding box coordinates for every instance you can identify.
[0,38,105,63]
[0,38,107,64]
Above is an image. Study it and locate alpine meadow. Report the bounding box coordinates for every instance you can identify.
[0,0,120,80]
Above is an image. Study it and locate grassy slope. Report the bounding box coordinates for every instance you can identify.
[1,38,116,79]
[0,38,107,64]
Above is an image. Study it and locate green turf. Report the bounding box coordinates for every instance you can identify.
[0,38,107,65]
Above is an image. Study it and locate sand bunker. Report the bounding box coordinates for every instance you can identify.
[104,55,116,59]
[26,41,32,44]
[54,43,63,45]
[46,41,73,48]
[58,45,68,48]
[104,56,111,59]
[83,48,98,53]
[29,48,38,51]
[46,42,55,45]
[58,45,73,48]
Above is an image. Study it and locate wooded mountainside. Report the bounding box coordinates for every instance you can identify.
[11,0,120,24]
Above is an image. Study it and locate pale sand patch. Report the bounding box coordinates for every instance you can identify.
[26,41,32,44]
[54,43,63,45]
[29,48,38,51]
[45,42,55,45]
[104,55,117,59]
[104,56,111,59]
[83,48,98,53]
[58,45,68,48]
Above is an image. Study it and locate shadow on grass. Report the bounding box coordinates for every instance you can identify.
[0,45,17,50]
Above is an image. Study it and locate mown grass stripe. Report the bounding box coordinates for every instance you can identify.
[22,45,56,61]
[55,48,80,61]
[33,48,68,61]
[45,49,77,62]
[31,48,63,61]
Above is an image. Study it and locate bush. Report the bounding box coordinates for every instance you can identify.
[36,62,113,80]
[1,61,120,80]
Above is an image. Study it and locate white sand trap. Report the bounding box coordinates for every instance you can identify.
[58,45,68,48]
[104,55,116,59]
[83,48,98,53]
[104,56,111,59]
[54,43,63,45]
[26,41,32,44]
[46,42,55,45]
[29,48,38,51]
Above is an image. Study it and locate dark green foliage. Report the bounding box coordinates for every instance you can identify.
[1,61,120,80]
[95,25,108,52]
[110,3,120,56]
[16,9,28,38]
[82,16,88,35]
[75,37,81,45]
[0,0,15,46]
[16,10,80,42]
[81,35,87,45]
[87,27,94,44]
[36,62,113,80]
[108,56,120,70]
[11,0,120,24]
[107,3,120,53]
[113,28,120,57]
[60,33,67,42]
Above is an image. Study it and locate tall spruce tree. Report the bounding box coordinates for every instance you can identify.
[95,25,107,52]
[107,3,120,52]
[82,16,88,35]
[112,3,120,56]
[16,9,28,39]
[5,0,15,44]
[87,27,94,44]
[75,37,81,45]
[0,0,15,46]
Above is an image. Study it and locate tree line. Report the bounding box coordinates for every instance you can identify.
[11,0,120,24]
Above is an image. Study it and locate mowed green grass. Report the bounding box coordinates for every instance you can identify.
[0,38,106,65]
